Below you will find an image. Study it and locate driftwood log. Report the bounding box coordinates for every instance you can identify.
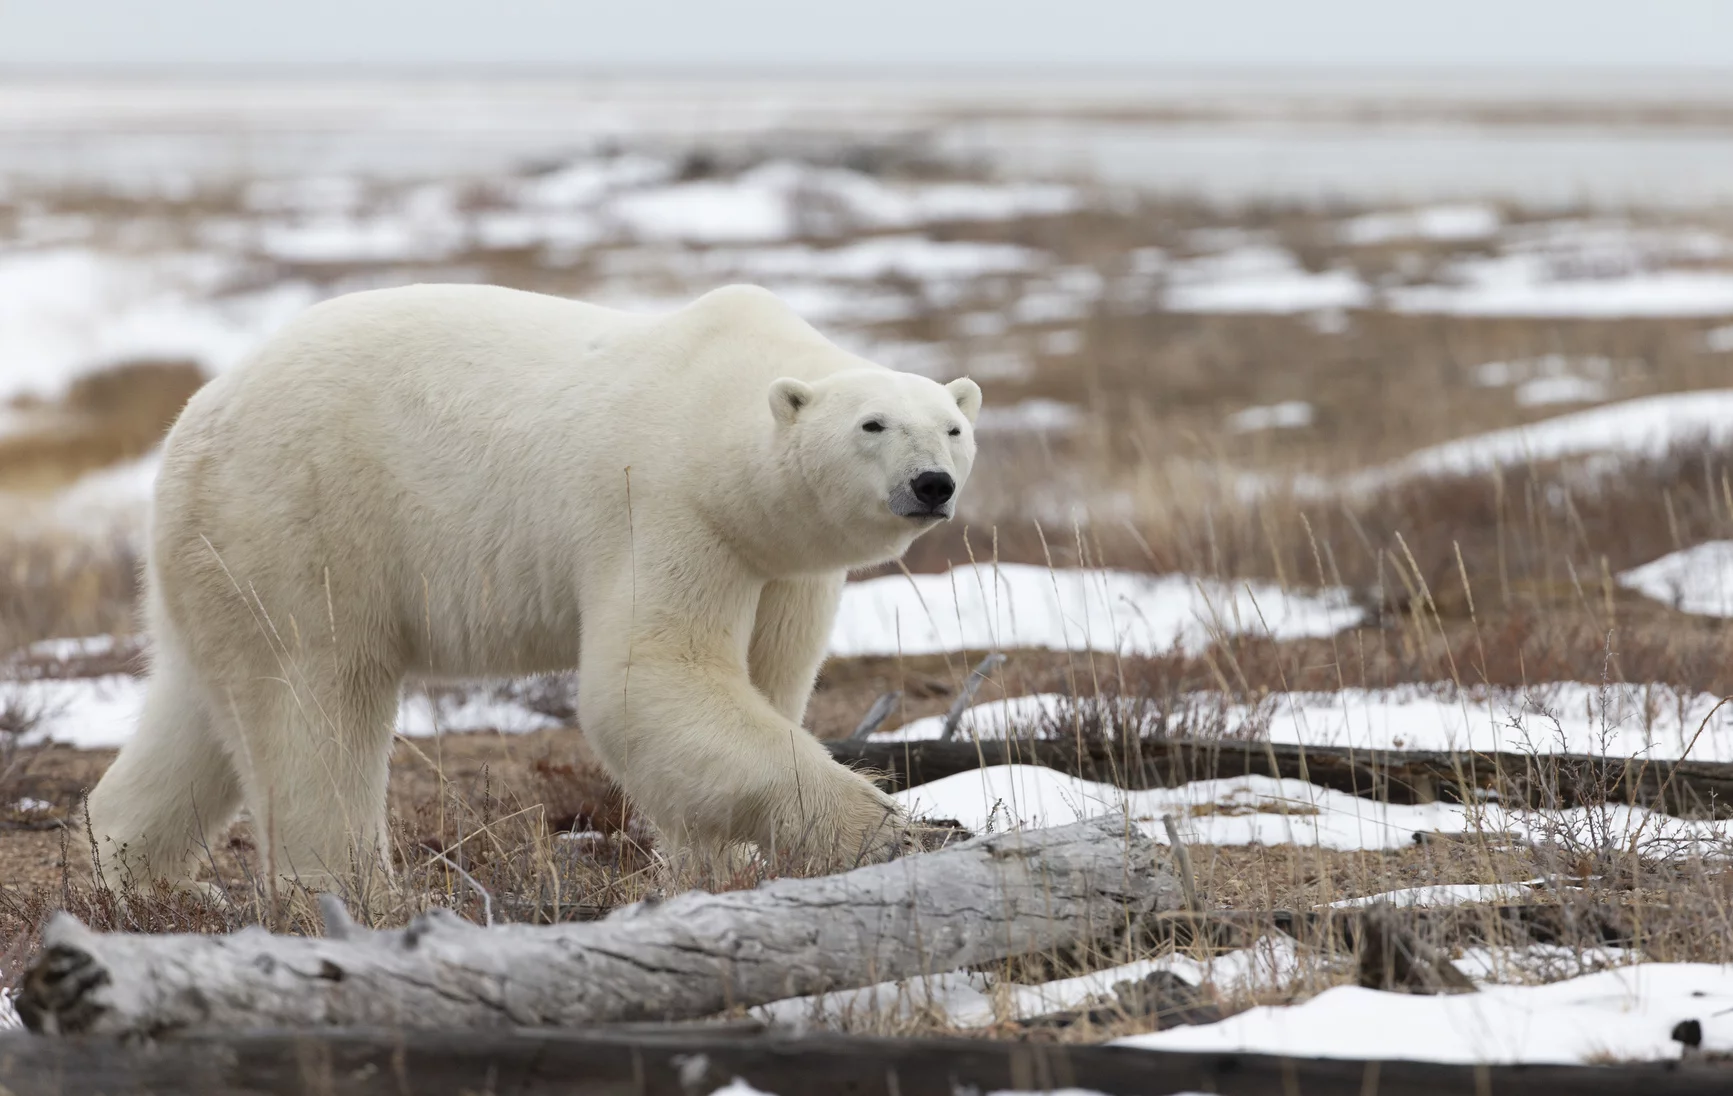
[19,815,1180,1038]
[832,736,1733,817]
[1,1026,1729,1096]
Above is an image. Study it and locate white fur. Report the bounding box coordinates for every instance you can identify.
[84,284,980,893]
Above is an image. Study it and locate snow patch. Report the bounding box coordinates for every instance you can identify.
[0,248,318,402]
[517,155,672,208]
[396,690,565,738]
[11,675,564,750]
[1473,354,1616,390]
[973,398,1085,434]
[1327,883,1539,908]
[1391,254,1733,318]
[606,163,1077,245]
[1351,390,1733,488]
[1513,375,1608,407]
[1255,682,1733,763]
[706,1082,777,1096]
[1339,204,1501,245]
[693,236,1043,283]
[1620,541,1733,617]
[23,634,119,663]
[896,764,1733,854]
[829,565,1360,659]
[1116,963,1733,1064]
[881,681,1733,763]
[1164,247,1370,314]
[1227,401,1314,433]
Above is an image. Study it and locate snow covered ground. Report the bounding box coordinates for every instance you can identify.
[893,764,1733,855]
[754,920,1706,1069]
[1226,400,1314,433]
[1161,246,1370,314]
[6,672,569,749]
[1326,883,1539,908]
[829,564,1360,659]
[1390,260,1733,318]
[1360,390,1733,485]
[876,681,1733,763]
[1241,389,1733,500]
[0,247,317,405]
[1117,963,1733,1064]
[1338,203,1501,245]
[1620,541,1733,617]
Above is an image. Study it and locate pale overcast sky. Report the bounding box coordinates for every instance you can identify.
[1,0,1731,72]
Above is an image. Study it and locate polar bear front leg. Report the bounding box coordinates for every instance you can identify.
[578,589,902,876]
[748,573,846,724]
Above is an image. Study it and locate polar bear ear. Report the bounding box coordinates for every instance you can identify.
[768,377,816,425]
[946,377,982,425]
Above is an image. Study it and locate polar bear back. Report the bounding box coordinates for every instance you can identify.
[186,282,862,473]
[148,283,877,677]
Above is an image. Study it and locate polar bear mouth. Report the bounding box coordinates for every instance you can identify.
[889,495,954,521]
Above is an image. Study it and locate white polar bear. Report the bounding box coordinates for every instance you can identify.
[84,283,980,894]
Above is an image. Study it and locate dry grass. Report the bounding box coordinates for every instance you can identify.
[0,360,205,493]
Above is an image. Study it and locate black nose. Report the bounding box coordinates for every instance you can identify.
[911,471,955,507]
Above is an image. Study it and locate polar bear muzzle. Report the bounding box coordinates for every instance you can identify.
[890,470,956,520]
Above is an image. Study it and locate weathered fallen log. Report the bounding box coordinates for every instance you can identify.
[1,1026,1729,1096]
[19,815,1180,1038]
[831,736,1733,817]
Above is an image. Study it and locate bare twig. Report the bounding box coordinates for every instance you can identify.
[1160,814,1200,913]
[848,691,902,740]
[422,847,494,927]
[938,653,1007,742]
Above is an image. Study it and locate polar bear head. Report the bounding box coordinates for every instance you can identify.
[768,367,981,559]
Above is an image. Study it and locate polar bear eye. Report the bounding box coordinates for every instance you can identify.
[947,426,962,437]
[862,420,886,433]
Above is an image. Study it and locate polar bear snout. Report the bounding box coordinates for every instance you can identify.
[911,470,955,507]
[891,470,957,519]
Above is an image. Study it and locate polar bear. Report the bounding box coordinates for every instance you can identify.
[83,283,980,896]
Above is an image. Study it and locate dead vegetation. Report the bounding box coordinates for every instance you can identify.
[0,360,206,493]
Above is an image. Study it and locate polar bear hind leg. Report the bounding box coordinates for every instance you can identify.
[214,657,399,896]
[84,640,242,895]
